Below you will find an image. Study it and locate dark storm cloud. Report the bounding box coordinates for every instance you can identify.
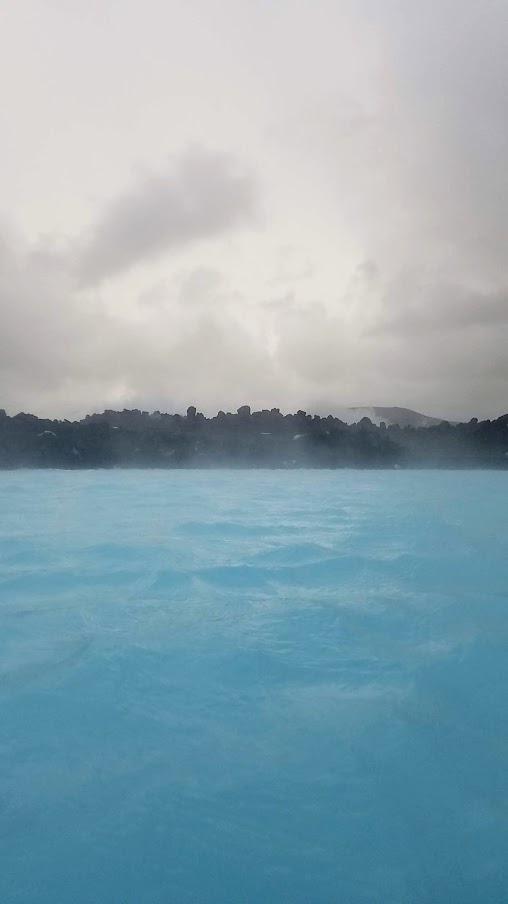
[76,148,256,286]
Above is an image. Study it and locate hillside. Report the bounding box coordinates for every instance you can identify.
[1,405,507,469]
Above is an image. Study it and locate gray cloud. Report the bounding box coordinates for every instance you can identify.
[0,224,279,418]
[283,0,508,290]
[273,302,348,384]
[75,148,256,286]
[1,1,508,422]
[1,213,507,423]
[0,226,124,417]
[261,0,508,419]
[371,279,508,335]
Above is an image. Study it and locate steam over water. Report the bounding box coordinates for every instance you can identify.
[1,470,507,903]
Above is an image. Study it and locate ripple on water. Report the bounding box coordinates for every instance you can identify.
[0,469,507,904]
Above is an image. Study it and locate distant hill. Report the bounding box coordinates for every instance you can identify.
[342,407,449,428]
[1,405,507,469]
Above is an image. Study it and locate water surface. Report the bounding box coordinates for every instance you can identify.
[1,470,507,903]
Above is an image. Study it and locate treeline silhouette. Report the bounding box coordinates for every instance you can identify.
[0,406,507,469]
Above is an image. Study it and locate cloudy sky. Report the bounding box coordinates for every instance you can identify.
[1,0,507,420]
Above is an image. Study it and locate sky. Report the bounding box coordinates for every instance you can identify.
[1,0,507,421]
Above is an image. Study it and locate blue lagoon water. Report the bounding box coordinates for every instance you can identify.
[1,470,507,903]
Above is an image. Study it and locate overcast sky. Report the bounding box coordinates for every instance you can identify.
[1,0,507,421]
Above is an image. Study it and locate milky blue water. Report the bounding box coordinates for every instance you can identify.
[1,470,507,903]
